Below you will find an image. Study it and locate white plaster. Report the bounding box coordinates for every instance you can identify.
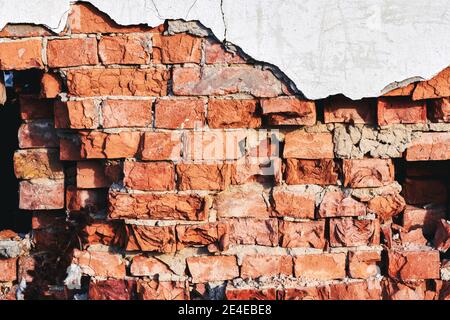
[1,0,450,100]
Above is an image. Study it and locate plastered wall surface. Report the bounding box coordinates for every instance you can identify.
[2,0,450,99]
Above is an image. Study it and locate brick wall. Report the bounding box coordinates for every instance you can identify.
[0,2,449,300]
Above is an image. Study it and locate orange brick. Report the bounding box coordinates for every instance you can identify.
[152,34,202,64]
[47,38,98,68]
[101,100,152,128]
[77,161,111,188]
[208,99,261,128]
[186,255,239,283]
[294,253,346,281]
[154,98,205,129]
[99,34,151,65]
[283,131,334,159]
[54,100,99,129]
[0,39,43,70]
[123,161,175,191]
[377,97,427,126]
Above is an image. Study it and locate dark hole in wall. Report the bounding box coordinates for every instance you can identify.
[0,70,44,233]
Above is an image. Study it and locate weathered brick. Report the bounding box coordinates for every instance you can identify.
[77,161,111,188]
[405,132,450,161]
[434,219,450,252]
[225,287,277,300]
[318,190,366,218]
[367,192,406,222]
[323,95,375,124]
[343,159,395,188]
[280,286,329,300]
[383,82,416,97]
[399,228,428,246]
[72,249,126,278]
[377,97,427,126]
[89,279,136,300]
[47,38,98,68]
[329,280,382,300]
[54,100,99,129]
[403,205,446,236]
[79,131,141,159]
[387,249,440,280]
[154,98,205,129]
[261,97,316,125]
[130,255,173,277]
[176,223,228,251]
[412,66,450,100]
[205,40,246,64]
[0,39,43,70]
[271,187,315,219]
[126,225,176,253]
[403,178,447,205]
[41,73,62,98]
[207,99,261,128]
[137,280,189,300]
[241,255,293,279]
[348,251,381,279]
[81,221,125,248]
[428,98,450,122]
[101,100,152,128]
[0,24,52,38]
[214,185,269,218]
[329,218,380,247]
[99,34,151,65]
[59,135,81,161]
[18,120,58,148]
[19,180,64,210]
[172,66,283,97]
[284,159,338,185]
[152,34,202,64]
[283,131,334,159]
[141,131,182,161]
[14,149,63,180]
[176,163,231,191]
[186,255,239,283]
[108,191,208,220]
[0,258,17,282]
[66,68,169,97]
[225,218,278,246]
[294,253,346,281]
[123,161,175,191]
[278,220,325,249]
[19,95,53,120]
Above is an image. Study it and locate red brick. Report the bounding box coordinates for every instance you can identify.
[434,219,450,252]
[186,255,239,283]
[19,180,64,210]
[381,278,429,300]
[155,98,205,129]
[0,24,52,38]
[241,255,293,279]
[183,131,246,161]
[225,218,278,246]
[18,120,58,148]
[19,95,53,120]
[89,279,136,300]
[271,187,315,219]
[323,95,375,124]
[99,34,151,65]
[130,255,173,277]
[280,286,329,300]
[31,212,66,230]
[54,100,99,129]
[205,40,246,64]
[261,97,316,125]
[81,221,125,248]
[387,249,440,280]
[403,205,446,236]
[405,132,450,161]
[126,225,176,253]
[329,218,380,247]
[207,99,261,128]
[124,161,175,191]
[428,98,450,122]
[72,249,126,278]
[225,287,277,300]
[399,228,428,246]
[153,34,202,64]
[41,73,62,98]
[294,253,346,281]
[343,159,394,188]
[377,97,427,126]
[108,191,208,220]
[348,251,381,279]
[329,280,382,300]
[318,190,366,218]
[284,159,338,185]
[383,83,416,97]
[79,131,141,159]
[14,149,63,180]
[0,258,17,282]
[66,68,169,97]
[214,186,270,218]
[278,220,325,249]
[59,135,81,161]
[136,280,189,300]
[77,161,111,188]
[0,39,43,70]
[47,38,98,68]
[176,163,231,191]
[141,132,182,161]
[101,100,152,128]
[176,223,228,251]
[367,192,406,222]
[283,131,334,159]
[403,178,447,205]
[172,66,283,97]
[412,66,450,100]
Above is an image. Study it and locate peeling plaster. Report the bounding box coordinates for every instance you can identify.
[2,0,450,99]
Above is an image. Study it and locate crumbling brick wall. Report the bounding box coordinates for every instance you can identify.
[0,2,449,300]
